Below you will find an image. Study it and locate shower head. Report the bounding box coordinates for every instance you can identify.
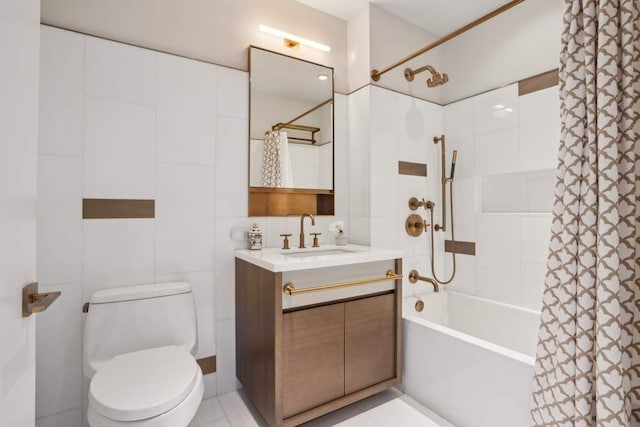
[427,72,449,88]
[404,65,449,88]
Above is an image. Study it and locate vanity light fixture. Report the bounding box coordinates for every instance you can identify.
[258,25,331,52]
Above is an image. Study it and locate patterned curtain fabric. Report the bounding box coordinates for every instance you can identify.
[531,0,640,425]
[262,130,282,187]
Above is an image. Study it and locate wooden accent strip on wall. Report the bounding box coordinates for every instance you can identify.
[444,240,476,256]
[398,161,427,177]
[197,355,217,375]
[518,69,559,96]
[82,199,155,219]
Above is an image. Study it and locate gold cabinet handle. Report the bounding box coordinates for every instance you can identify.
[22,282,61,317]
[283,270,402,296]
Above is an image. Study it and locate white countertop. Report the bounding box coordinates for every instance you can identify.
[235,244,403,272]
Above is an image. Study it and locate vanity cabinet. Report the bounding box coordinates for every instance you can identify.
[235,252,402,427]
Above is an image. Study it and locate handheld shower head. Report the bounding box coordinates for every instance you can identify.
[449,150,458,180]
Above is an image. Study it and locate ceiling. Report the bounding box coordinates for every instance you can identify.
[296,0,512,36]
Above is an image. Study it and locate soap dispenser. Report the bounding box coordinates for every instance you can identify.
[247,223,263,250]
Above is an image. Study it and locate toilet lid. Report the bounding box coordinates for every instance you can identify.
[89,345,200,421]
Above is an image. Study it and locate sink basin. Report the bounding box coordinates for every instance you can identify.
[282,249,355,258]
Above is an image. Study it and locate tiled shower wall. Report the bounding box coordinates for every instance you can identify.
[347,82,558,311]
[36,26,347,427]
[347,85,447,298]
[443,84,559,310]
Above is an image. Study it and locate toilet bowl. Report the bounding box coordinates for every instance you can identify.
[83,282,203,427]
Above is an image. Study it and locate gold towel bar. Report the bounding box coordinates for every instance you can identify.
[283,270,402,296]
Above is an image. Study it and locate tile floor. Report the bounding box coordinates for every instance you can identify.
[189,388,454,427]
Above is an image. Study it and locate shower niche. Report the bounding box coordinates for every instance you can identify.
[248,46,335,216]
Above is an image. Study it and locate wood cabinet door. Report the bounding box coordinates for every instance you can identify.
[344,293,396,394]
[282,303,345,418]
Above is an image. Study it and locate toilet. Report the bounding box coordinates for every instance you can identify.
[83,282,204,427]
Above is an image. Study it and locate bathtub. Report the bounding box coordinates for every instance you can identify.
[402,290,540,427]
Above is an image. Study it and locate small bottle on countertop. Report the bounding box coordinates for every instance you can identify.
[247,223,263,250]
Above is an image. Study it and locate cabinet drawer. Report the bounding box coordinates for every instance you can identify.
[344,293,396,394]
[282,303,345,418]
[282,260,396,309]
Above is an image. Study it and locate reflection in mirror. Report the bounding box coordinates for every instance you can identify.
[249,46,335,216]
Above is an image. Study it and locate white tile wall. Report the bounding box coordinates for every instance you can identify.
[475,127,520,176]
[37,156,82,285]
[156,53,217,166]
[82,219,156,299]
[38,28,255,425]
[370,129,399,217]
[36,283,82,419]
[155,164,216,275]
[39,27,84,157]
[519,86,561,171]
[84,36,156,105]
[83,97,156,198]
[474,84,519,135]
[442,81,558,310]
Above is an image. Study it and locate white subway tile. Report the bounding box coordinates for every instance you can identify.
[36,283,82,418]
[475,215,521,304]
[155,164,215,275]
[474,84,519,135]
[215,318,241,394]
[157,53,217,166]
[475,127,519,176]
[482,173,528,212]
[519,86,561,171]
[214,217,251,320]
[521,261,546,311]
[370,216,400,250]
[85,36,155,105]
[527,169,556,212]
[216,67,248,119]
[83,97,156,198]
[370,129,398,216]
[215,116,248,217]
[521,215,552,264]
[39,27,84,157]
[82,219,155,300]
[37,155,82,285]
[370,86,398,132]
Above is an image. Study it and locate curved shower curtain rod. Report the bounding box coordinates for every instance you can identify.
[370,0,526,82]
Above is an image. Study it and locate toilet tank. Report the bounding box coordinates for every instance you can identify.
[83,282,197,378]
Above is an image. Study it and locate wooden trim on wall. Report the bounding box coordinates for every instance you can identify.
[248,188,334,216]
[82,199,155,219]
[398,161,427,177]
[444,240,476,256]
[197,355,217,375]
[518,69,560,96]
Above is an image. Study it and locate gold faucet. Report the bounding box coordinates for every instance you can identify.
[299,213,315,248]
[409,269,440,293]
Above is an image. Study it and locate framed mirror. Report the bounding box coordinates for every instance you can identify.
[248,46,334,216]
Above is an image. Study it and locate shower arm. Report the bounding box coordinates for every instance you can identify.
[370,0,525,82]
[404,65,439,82]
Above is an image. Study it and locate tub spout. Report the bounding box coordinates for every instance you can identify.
[408,269,439,292]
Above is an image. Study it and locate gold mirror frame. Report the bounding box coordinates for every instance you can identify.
[248,46,335,217]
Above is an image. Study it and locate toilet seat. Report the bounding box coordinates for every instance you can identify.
[89,345,200,422]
